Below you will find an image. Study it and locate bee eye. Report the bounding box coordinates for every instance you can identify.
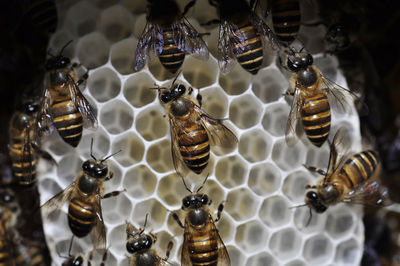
[144,235,152,248]
[201,194,208,205]
[60,57,70,66]
[183,198,190,208]
[305,53,313,66]
[287,58,300,72]
[307,191,318,200]
[177,85,186,94]
[160,93,170,103]
[26,103,39,114]
[96,168,107,178]
[82,161,90,171]
[126,241,138,254]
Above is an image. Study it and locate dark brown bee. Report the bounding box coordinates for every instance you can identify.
[303,128,391,217]
[126,214,173,266]
[172,176,230,266]
[14,241,47,266]
[285,51,354,147]
[39,41,97,148]
[58,237,108,266]
[0,189,18,266]
[270,0,301,46]
[134,0,208,74]
[155,80,237,177]
[205,0,279,74]
[41,140,123,250]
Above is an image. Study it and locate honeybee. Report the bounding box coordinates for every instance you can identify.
[155,79,237,178]
[303,128,391,217]
[38,41,97,148]
[0,189,19,265]
[58,237,108,266]
[14,240,48,266]
[172,176,230,266]
[126,214,174,266]
[205,0,280,74]
[41,140,122,250]
[285,51,355,147]
[134,0,209,74]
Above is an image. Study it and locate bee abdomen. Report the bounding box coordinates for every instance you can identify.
[158,28,185,74]
[272,0,301,46]
[340,150,379,188]
[232,24,263,74]
[188,232,219,266]
[0,239,11,264]
[15,246,44,266]
[301,93,331,147]
[51,99,83,147]
[68,198,96,238]
[9,144,37,186]
[178,124,210,174]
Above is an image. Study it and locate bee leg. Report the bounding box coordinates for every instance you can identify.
[71,62,81,69]
[182,0,196,16]
[196,88,203,107]
[214,201,225,222]
[163,240,174,261]
[283,89,295,97]
[100,249,108,266]
[102,189,126,199]
[104,172,114,181]
[172,213,184,228]
[88,249,94,266]
[303,165,327,176]
[76,71,89,87]
[149,232,157,243]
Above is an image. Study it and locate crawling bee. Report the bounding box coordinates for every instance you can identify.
[302,128,391,219]
[134,0,208,74]
[155,78,237,177]
[41,140,123,250]
[172,176,230,266]
[285,51,355,147]
[126,214,173,265]
[0,189,19,265]
[38,41,97,147]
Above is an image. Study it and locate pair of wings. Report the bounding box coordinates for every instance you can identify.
[217,12,281,74]
[181,214,230,266]
[316,128,391,207]
[169,98,237,177]
[285,73,356,146]
[134,18,209,72]
[41,179,107,250]
[38,72,97,136]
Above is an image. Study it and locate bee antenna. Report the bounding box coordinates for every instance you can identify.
[289,203,308,209]
[101,149,122,163]
[68,235,74,257]
[181,177,192,194]
[171,70,182,86]
[196,173,209,193]
[305,208,313,227]
[90,138,97,161]
[59,40,73,56]
[142,213,149,231]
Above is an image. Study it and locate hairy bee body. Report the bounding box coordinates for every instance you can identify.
[271,0,301,46]
[68,196,96,238]
[0,225,13,266]
[158,26,186,74]
[15,245,46,266]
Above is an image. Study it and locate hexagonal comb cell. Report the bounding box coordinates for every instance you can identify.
[87,67,121,102]
[200,86,229,118]
[124,165,157,199]
[219,64,251,95]
[111,132,144,167]
[146,139,174,173]
[225,188,258,221]
[76,32,110,69]
[269,228,302,259]
[246,252,278,266]
[98,5,133,42]
[64,1,99,37]
[136,106,168,141]
[102,192,132,225]
[227,246,247,266]
[252,68,288,103]
[259,196,291,228]
[239,129,272,162]
[110,38,137,75]
[248,162,281,196]
[77,128,111,158]
[303,234,334,265]
[314,55,339,82]
[325,207,356,239]
[282,170,314,203]
[235,220,269,253]
[182,56,218,89]
[157,173,186,206]
[100,99,134,134]
[132,198,168,229]
[293,207,327,233]
[123,72,157,108]
[215,155,247,188]
[230,94,263,129]
[262,103,290,137]
[284,260,307,266]
[272,139,306,171]
[335,238,361,265]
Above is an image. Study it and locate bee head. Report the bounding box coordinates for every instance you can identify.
[182,193,209,209]
[46,55,71,70]
[305,189,327,213]
[70,256,84,266]
[287,52,313,72]
[82,159,108,179]
[126,234,153,254]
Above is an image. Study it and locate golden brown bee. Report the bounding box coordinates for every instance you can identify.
[205,0,280,74]
[303,128,391,217]
[134,0,209,74]
[41,140,123,250]
[126,214,173,266]
[13,241,48,266]
[172,176,230,266]
[285,51,355,147]
[156,80,237,178]
[0,189,18,265]
[270,0,301,47]
[38,41,97,148]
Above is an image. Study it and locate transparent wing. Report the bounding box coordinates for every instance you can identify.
[41,181,77,216]
[134,22,163,71]
[322,76,357,114]
[251,12,282,51]
[37,84,54,136]
[343,180,392,207]
[67,75,98,129]
[217,21,238,74]
[325,127,351,177]
[208,215,230,265]
[90,194,106,250]
[169,117,191,178]
[179,18,209,60]
[285,88,302,147]
[20,127,35,185]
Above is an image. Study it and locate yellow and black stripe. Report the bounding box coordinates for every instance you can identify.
[15,246,45,266]
[0,239,11,265]
[178,122,210,174]
[271,0,301,46]
[301,93,331,147]
[339,150,379,188]
[9,140,37,187]
[187,230,219,266]
[158,26,185,74]
[51,97,83,148]
[68,198,96,238]
[232,23,263,74]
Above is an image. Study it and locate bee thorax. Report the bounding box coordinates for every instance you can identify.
[188,208,208,226]
[171,98,191,117]
[297,68,318,87]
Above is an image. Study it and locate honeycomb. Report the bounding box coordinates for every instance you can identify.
[38,0,364,265]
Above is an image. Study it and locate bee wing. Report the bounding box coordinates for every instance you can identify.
[37,85,54,136]
[90,194,107,250]
[322,77,357,114]
[285,88,303,147]
[193,105,238,148]
[67,75,98,129]
[342,179,392,207]
[178,18,209,60]
[325,127,351,178]
[134,22,163,72]
[217,21,239,74]
[251,12,281,51]
[208,216,231,265]
[41,181,77,216]
[181,219,193,266]
[169,117,191,178]
[20,128,35,184]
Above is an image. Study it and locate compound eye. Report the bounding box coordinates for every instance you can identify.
[73,256,83,266]
[96,167,108,178]
[306,53,313,66]
[160,93,170,103]
[201,194,208,205]
[126,241,138,254]
[307,191,318,200]
[82,161,91,171]
[60,57,70,67]
[287,58,300,72]
[144,235,153,248]
[183,198,190,208]
[177,84,186,95]
[26,103,39,113]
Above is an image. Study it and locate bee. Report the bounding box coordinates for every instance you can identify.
[285,51,355,147]
[134,0,209,74]
[41,140,123,250]
[205,0,280,74]
[14,241,48,266]
[0,189,19,266]
[172,176,230,266]
[302,128,391,218]
[38,41,97,148]
[126,214,174,266]
[155,78,237,178]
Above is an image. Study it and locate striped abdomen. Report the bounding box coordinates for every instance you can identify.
[51,97,83,147]
[15,246,45,266]
[187,229,219,266]
[0,238,12,266]
[178,122,210,174]
[9,140,37,187]
[301,93,331,147]
[232,23,263,74]
[158,26,185,73]
[339,150,379,189]
[68,198,96,238]
[272,0,301,46]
